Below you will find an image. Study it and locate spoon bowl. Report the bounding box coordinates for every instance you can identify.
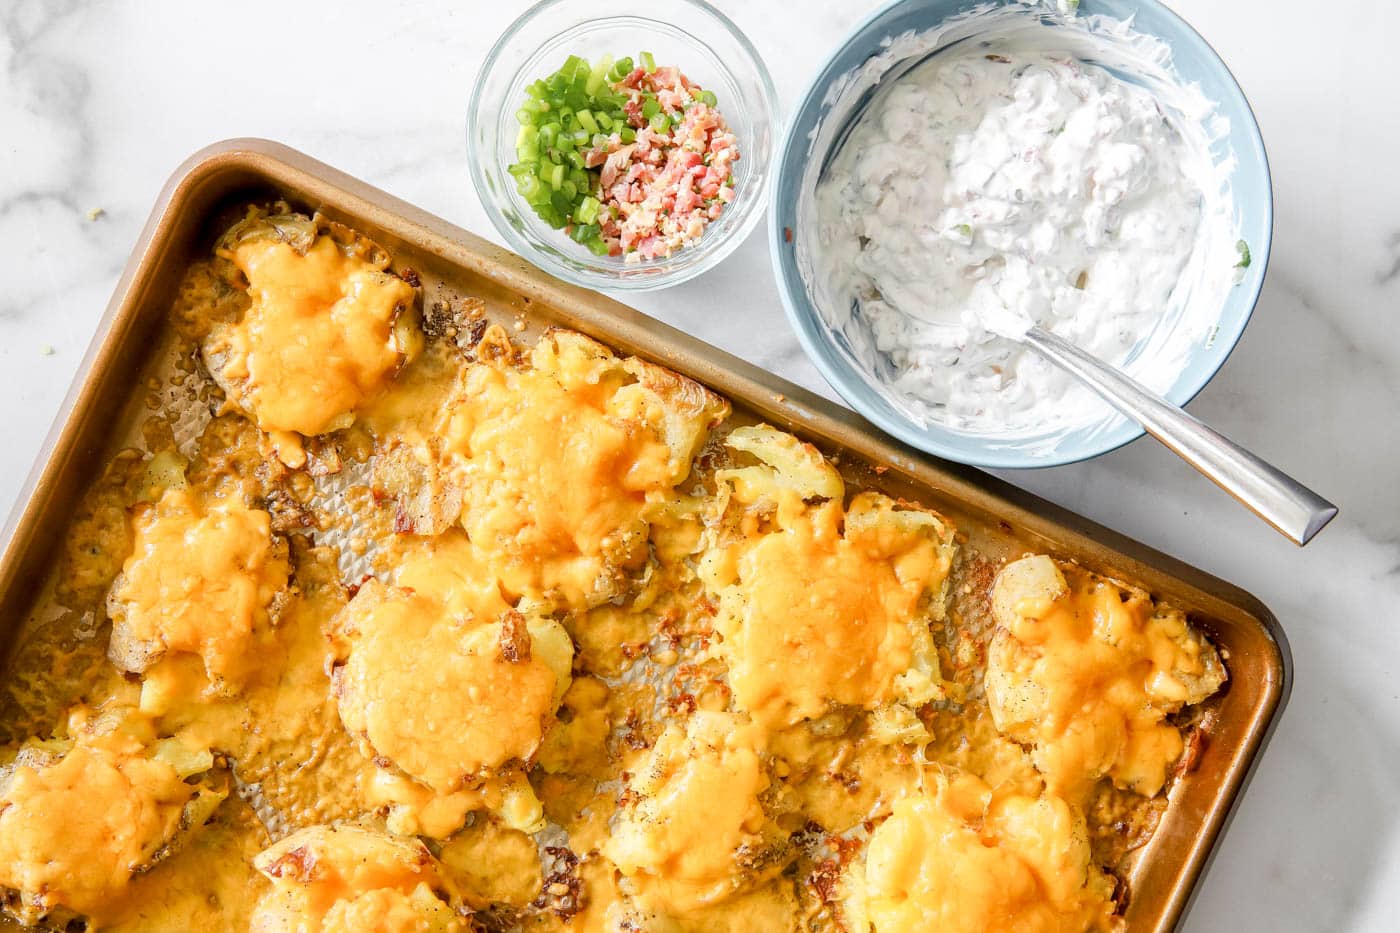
[1016,324,1337,545]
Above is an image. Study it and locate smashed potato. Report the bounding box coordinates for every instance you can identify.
[107,487,289,703]
[440,327,728,611]
[250,824,466,932]
[203,208,421,465]
[986,556,1227,799]
[842,772,1117,933]
[0,707,225,928]
[605,712,788,914]
[329,533,572,837]
[701,425,955,733]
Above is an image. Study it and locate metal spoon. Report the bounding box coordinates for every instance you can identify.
[1016,325,1338,545]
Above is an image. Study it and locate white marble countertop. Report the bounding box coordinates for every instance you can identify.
[1,1,1396,929]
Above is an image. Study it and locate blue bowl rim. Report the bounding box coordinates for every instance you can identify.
[767,0,1274,470]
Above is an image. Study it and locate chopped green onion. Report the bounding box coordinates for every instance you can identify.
[1235,239,1251,269]
[575,196,601,225]
[576,109,599,134]
[696,89,717,108]
[649,112,669,132]
[545,162,566,189]
[516,124,540,161]
[585,55,614,96]
[517,173,545,203]
[538,205,566,228]
[641,50,656,73]
[619,125,636,144]
[642,98,660,120]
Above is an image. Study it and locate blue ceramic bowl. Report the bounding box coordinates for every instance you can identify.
[769,0,1271,469]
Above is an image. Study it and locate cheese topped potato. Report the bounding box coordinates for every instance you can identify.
[605,712,788,915]
[0,707,225,928]
[842,773,1117,933]
[329,531,572,836]
[985,556,1227,799]
[250,824,466,933]
[440,327,728,612]
[107,486,290,706]
[700,425,956,736]
[203,209,421,466]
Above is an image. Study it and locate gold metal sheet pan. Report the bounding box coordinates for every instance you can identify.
[0,139,1290,932]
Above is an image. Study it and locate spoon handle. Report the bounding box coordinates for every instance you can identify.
[1021,325,1338,545]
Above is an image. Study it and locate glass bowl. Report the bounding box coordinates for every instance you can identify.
[468,0,778,292]
[769,0,1272,469]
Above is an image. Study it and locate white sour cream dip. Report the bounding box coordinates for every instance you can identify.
[809,8,1238,440]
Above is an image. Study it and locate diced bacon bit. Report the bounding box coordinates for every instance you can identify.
[600,145,636,190]
[499,609,531,664]
[591,65,740,263]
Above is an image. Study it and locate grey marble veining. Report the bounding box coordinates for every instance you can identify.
[1,1,1397,930]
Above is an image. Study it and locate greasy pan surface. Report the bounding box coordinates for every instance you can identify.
[0,139,1290,932]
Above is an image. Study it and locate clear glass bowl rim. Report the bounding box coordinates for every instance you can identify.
[467,0,779,292]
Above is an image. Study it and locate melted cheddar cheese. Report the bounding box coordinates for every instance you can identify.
[986,556,1227,800]
[204,222,419,463]
[142,542,384,836]
[329,533,573,837]
[701,426,954,733]
[330,580,560,822]
[250,825,465,933]
[107,487,289,701]
[0,710,212,926]
[391,530,515,623]
[440,328,727,612]
[604,712,784,915]
[843,773,1116,933]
